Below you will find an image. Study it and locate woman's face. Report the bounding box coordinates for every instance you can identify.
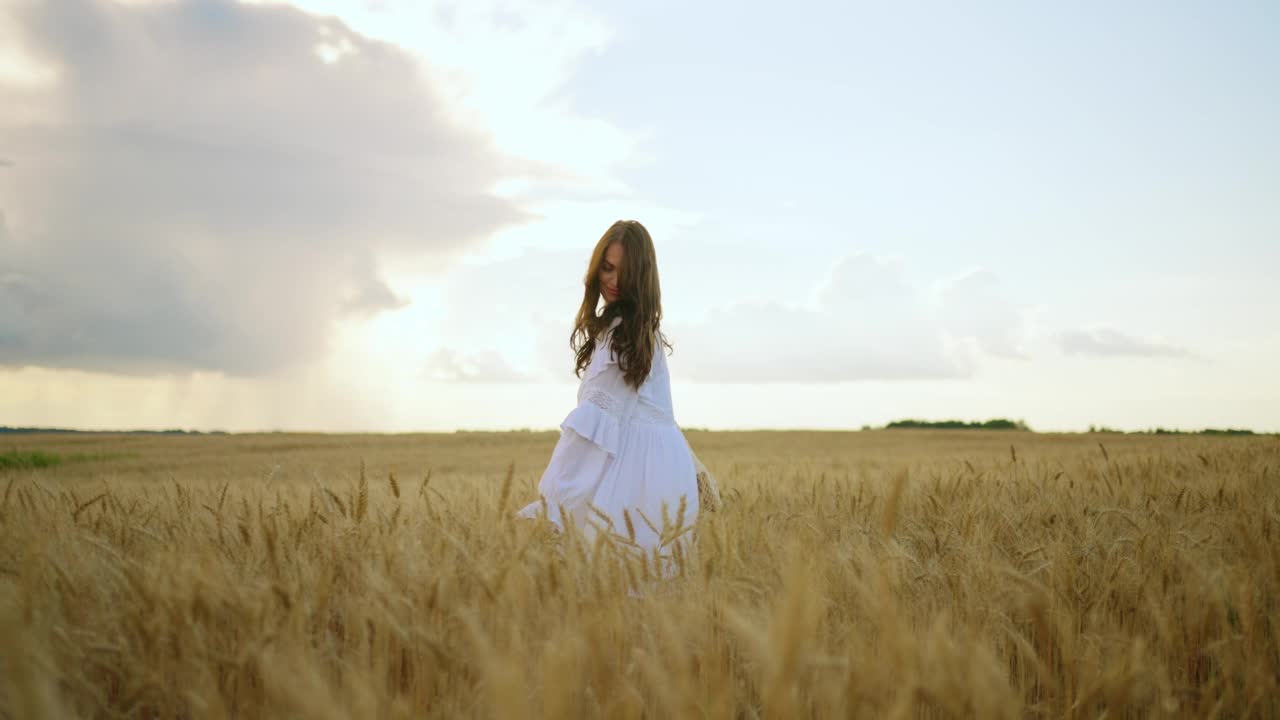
[599,241,623,304]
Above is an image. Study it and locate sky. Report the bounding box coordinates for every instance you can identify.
[1,0,1277,433]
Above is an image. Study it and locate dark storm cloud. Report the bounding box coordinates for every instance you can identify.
[0,0,530,375]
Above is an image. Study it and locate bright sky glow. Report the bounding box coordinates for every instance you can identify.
[0,0,1276,433]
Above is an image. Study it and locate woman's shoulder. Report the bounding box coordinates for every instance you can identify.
[597,316,623,350]
[592,315,622,341]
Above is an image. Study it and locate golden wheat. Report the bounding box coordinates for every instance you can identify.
[0,430,1276,717]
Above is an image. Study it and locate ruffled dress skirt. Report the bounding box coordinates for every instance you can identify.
[516,395,700,575]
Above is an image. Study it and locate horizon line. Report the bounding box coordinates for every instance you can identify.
[0,424,1272,436]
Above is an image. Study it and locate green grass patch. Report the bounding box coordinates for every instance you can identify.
[0,449,138,470]
[0,449,64,470]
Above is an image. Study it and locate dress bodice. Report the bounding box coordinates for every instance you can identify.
[580,317,675,419]
[563,317,677,456]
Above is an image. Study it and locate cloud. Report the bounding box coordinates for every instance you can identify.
[431,246,586,381]
[342,276,408,316]
[341,253,409,315]
[668,253,973,382]
[937,269,1029,359]
[0,0,530,376]
[1060,327,1195,358]
[427,246,1038,385]
[424,347,534,383]
[440,248,583,330]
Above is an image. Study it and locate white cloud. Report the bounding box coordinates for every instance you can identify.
[261,0,629,200]
[423,347,534,383]
[342,277,408,317]
[936,269,1030,359]
[428,246,587,383]
[426,246,1045,386]
[668,253,974,383]
[1060,327,1196,358]
[0,0,529,376]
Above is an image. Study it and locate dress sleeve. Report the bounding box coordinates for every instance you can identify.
[584,326,620,382]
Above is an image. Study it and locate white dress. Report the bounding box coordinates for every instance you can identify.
[517,316,699,571]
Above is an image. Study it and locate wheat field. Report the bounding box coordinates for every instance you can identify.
[0,429,1276,718]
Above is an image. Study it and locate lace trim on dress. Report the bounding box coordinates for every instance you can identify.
[633,401,674,425]
[583,389,673,426]
[583,389,620,414]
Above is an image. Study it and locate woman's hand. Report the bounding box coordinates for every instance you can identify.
[691,449,722,512]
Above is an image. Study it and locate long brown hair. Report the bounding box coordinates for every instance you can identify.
[571,220,672,390]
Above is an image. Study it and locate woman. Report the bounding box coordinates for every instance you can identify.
[516,220,719,575]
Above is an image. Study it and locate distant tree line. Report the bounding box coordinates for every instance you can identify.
[874,420,1259,435]
[1089,424,1255,436]
[0,426,226,435]
[884,418,1031,431]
